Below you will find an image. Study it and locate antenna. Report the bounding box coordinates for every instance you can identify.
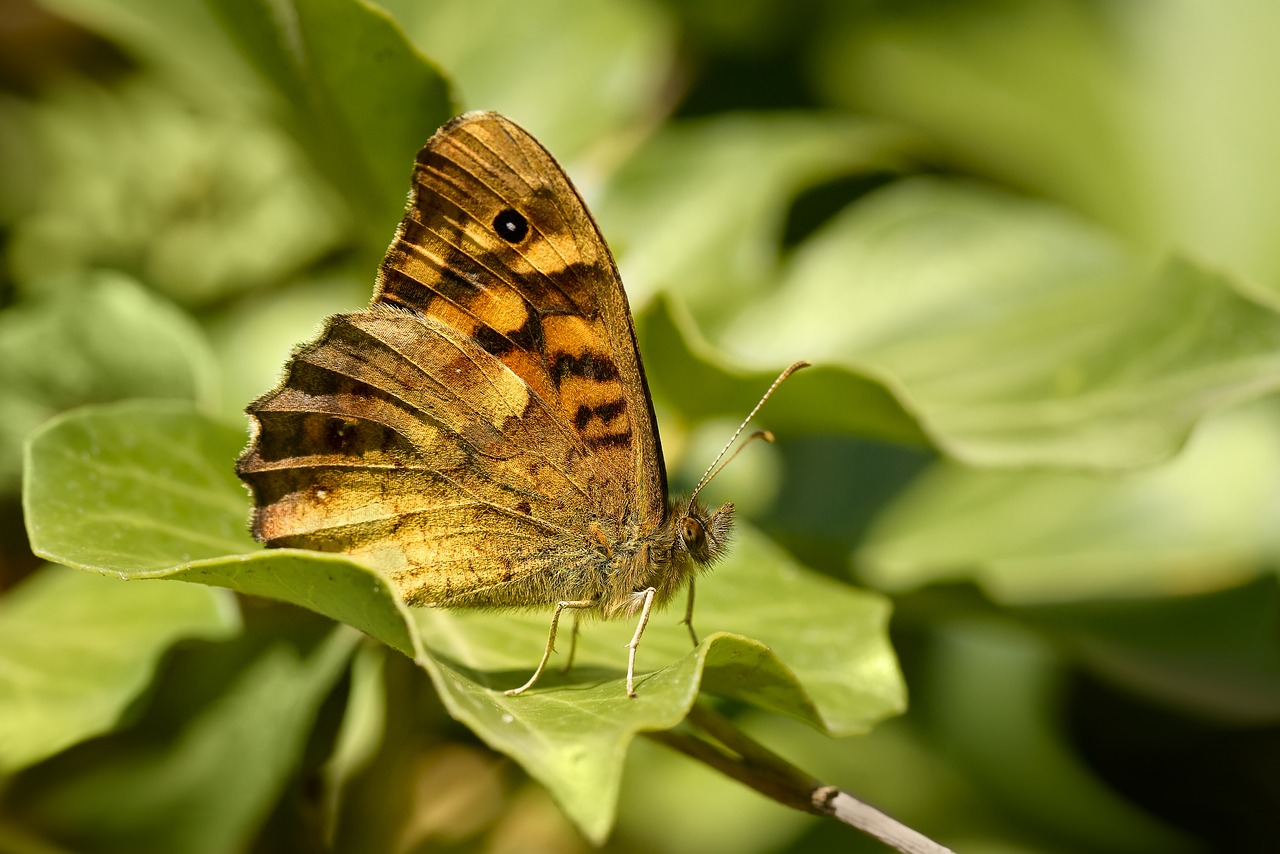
[688,360,810,506]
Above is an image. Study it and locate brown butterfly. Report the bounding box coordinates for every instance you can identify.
[236,111,804,696]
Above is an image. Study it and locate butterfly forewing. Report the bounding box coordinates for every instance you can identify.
[237,112,670,607]
[376,114,665,521]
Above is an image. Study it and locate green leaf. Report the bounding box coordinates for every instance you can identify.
[24,401,255,571]
[0,272,217,491]
[381,0,674,160]
[815,1,1148,245]
[815,0,1280,293]
[24,402,905,843]
[205,0,456,252]
[0,564,239,773]
[717,179,1280,468]
[858,400,1280,603]
[16,628,358,854]
[410,526,900,842]
[321,642,388,838]
[599,112,916,313]
[174,553,416,658]
[638,295,928,448]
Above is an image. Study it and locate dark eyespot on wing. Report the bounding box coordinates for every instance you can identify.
[492,208,529,242]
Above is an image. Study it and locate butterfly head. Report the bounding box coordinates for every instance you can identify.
[678,499,734,567]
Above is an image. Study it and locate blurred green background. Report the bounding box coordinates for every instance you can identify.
[4,0,1280,851]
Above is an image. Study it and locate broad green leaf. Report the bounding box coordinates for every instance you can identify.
[0,564,239,773]
[859,400,1280,603]
[815,0,1280,293]
[409,526,900,842]
[172,553,416,658]
[381,0,674,160]
[599,112,916,312]
[23,401,255,570]
[16,628,358,854]
[6,79,344,305]
[718,179,1280,468]
[814,1,1148,245]
[638,295,928,448]
[24,402,905,843]
[206,0,456,253]
[0,272,217,491]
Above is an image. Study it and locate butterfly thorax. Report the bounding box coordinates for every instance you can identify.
[593,497,734,618]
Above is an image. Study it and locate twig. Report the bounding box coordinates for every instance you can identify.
[816,788,957,854]
[645,704,955,854]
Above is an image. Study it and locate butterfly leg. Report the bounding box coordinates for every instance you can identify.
[506,600,595,696]
[625,587,658,698]
[559,614,581,673]
[681,578,699,647]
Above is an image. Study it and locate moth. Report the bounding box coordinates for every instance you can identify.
[237,111,803,696]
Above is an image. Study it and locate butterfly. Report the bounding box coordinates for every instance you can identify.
[236,111,804,696]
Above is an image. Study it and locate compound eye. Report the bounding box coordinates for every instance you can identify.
[681,516,708,559]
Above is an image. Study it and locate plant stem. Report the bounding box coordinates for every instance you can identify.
[644,703,955,854]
